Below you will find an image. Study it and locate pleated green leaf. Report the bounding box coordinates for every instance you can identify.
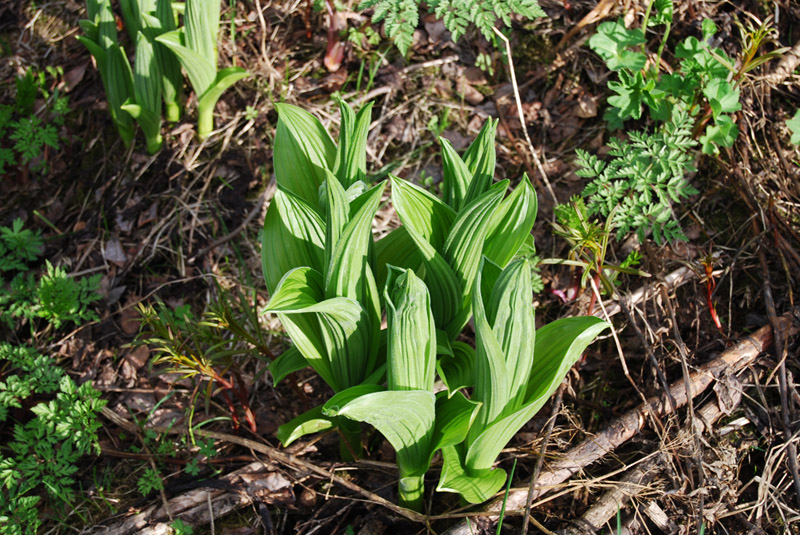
[335,101,372,187]
[265,267,359,392]
[324,172,349,272]
[184,0,218,68]
[461,119,497,206]
[85,0,103,21]
[483,174,537,268]
[442,180,506,333]
[120,100,162,154]
[154,0,182,121]
[131,31,161,112]
[385,268,435,392]
[325,182,385,302]
[269,346,308,385]
[440,137,473,211]
[156,29,215,95]
[526,316,610,402]
[436,340,474,397]
[97,0,119,48]
[276,404,334,447]
[273,103,337,208]
[374,227,422,291]
[468,266,509,444]
[119,0,144,39]
[261,188,325,294]
[487,259,535,414]
[466,316,609,474]
[105,44,135,146]
[430,391,480,457]
[437,445,507,504]
[400,222,462,333]
[329,389,436,504]
[391,175,456,251]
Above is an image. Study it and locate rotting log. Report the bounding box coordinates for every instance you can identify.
[441,308,800,535]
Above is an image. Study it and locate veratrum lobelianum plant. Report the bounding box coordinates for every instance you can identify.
[157,0,249,139]
[436,258,609,503]
[262,101,383,458]
[261,102,611,509]
[79,0,182,153]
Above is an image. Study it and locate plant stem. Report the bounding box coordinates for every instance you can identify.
[197,105,214,140]
[398,473,424,512]
[165,101,181,123]
[337,416,361,461]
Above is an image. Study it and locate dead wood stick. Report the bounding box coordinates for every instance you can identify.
[560,366,751,535]
[596,263,697,319]
[557,452,667,535]
[442,309,799,535]
[762,38,800,86]
[96,461,274,535]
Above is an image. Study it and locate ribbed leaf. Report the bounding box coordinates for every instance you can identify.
[324,182,385,302]
[323,384,385,414]
[391,175,456,251]
[264,266,325,312]
[430,391,480,458]
[76,35,106,72]
[120,100,162,153]
[400,222,461,332]
[85,0,103,21]
[184,0,218,67]
[261,188,325,294]
[154,0,182,121]
[119,0,143,39]
[132,32,161,114]
[156,29,215,95]
[276,404,334,447]
[330,390,436,478]
[436,340,474,396]
[105,44,135,145]
[324,173,349,272]
[483,175,537,268]
[440,137,473,211]
[97,0,119,48]
[269,346,308,385]
[468,266,509,445]
[335,100,372,187]
[374,227,422,291]
[442,181,506,334]
[526,316,610,401]
[265,267,347,391]
[437,445,507,504]
[385,267,435,392]
[464,401,543,473]
[462,119,497,206]
[488,259,534,413]
[273,103,337,208]
[78,20,99,42]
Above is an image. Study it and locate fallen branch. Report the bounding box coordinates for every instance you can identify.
[559,366,751,534]
[442,308,799,535]
[95,461,290,535]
